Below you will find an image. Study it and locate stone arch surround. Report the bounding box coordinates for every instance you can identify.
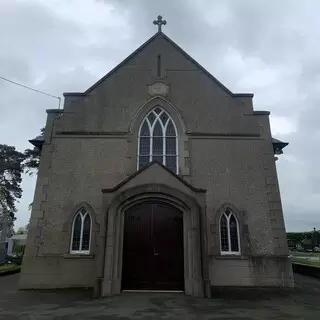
[100,183,206,297]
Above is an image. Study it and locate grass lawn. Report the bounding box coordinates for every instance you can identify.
[291,258,320,268]
[0,264,21,273]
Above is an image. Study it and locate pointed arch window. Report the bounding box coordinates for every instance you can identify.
[70,207,91,254]
[220,209,240,255]
[138,106,178,173]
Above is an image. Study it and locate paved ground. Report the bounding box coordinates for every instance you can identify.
[0,273,320,319]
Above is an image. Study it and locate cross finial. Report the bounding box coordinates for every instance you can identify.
[153,15,166,33]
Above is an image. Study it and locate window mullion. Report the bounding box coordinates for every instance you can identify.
[236,218,240,253]
[71,219,75,252]
[150,119,153,162]
[163,131,166,165]
[145,119,151,163]
[227,216,232,252]
[175,134,178,174]
[137,133,140,170]
[150,134,153,162]
[163,120,168,165]
[79,214,84,251]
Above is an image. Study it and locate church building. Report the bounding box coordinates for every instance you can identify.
[20,16,294,297]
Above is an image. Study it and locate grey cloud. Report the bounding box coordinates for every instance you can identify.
[0,2,80,75]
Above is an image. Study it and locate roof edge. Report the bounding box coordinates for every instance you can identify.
[84,32,161,95]
[272,137,289,155]
[29,136,45,149]
[102,160,206,193]
[252,111,271,115]
[63,92,85,97]
[233,93,254,98]
[46,109,64,114]
[160,32,235,96]
[272,138,289,146]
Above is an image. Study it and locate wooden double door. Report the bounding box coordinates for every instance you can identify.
[122,202,184,291]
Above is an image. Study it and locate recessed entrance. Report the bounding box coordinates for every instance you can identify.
[122,202,184,291]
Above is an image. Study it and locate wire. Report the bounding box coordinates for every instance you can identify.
[0,76,61,109]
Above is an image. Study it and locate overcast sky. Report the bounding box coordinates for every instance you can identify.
[0,0,319,232]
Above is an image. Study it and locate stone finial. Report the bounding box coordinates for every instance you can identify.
[153,15,166,32]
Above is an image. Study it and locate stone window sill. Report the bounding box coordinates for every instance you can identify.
[215,255,248,260]
[63,254,94,259]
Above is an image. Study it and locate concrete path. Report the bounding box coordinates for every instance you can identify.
[0,273,320,319]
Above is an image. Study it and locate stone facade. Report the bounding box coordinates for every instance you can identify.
[19,30,294,296]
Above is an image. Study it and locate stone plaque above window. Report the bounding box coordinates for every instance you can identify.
[148,82,169,96]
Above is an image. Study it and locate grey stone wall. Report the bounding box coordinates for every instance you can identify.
[192,138,275,255]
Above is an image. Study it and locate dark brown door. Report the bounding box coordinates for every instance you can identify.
[122,202,184,291]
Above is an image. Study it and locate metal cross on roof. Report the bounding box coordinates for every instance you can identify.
[153,15,166,32]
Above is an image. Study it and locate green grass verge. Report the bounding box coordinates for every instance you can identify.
[291,258,320,268]
[0,264,21,273]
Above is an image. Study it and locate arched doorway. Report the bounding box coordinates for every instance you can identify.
[122,201,184,291]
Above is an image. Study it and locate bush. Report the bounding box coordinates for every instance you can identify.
[12,243,25,256]
[7,243,25,266]
[10,256,23,266]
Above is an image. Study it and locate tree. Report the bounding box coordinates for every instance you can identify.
[0,144,25,219]
[23,127,45,211]
[287,232,312,244]
[23,127,44,176]
[16,225,28,234]
[23,148,41,175]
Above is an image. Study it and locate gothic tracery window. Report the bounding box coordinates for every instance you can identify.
[70,207,91,254]
[220,209,240,254]
[138,107,178,173]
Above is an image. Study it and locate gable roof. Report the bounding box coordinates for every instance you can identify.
[64,31,253,98]
[101,160,206,193]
